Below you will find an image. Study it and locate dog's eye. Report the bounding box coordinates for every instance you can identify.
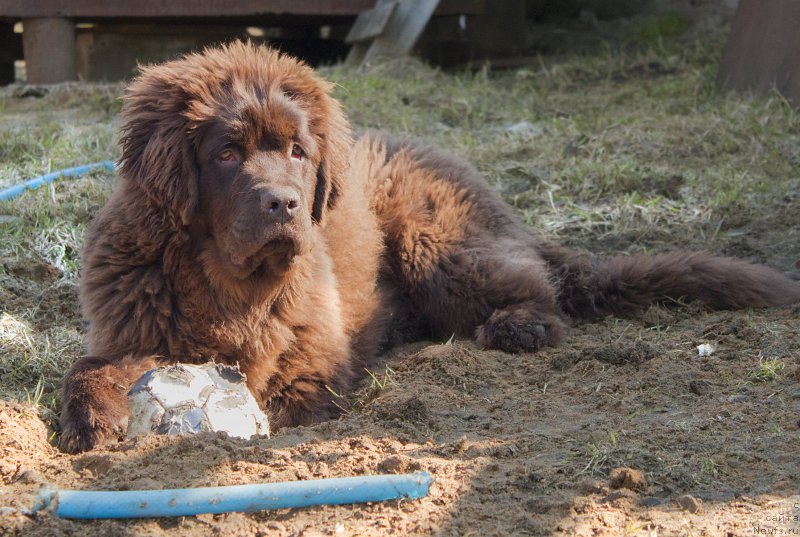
[290,144,305,160]
[217,149,238,163]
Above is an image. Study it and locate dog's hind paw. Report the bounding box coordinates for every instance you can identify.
[476,306,566,353]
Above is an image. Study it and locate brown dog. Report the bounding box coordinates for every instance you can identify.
[59,42,800,452]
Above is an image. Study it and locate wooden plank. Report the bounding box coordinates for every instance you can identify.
[22,17,77,83]
[363,0,440,63]
[345,0,392,66]
[345,1,398,44]
[718,0,800,108]
[0,0,483,18]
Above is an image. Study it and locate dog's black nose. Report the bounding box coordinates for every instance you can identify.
[261,188,300,223]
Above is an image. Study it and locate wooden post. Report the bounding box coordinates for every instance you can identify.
[345,1,399,66]
[22,17,77,84]
[718,0,800,108]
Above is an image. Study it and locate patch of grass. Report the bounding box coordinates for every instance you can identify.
[637,12,691,46]
[0,166,114,422]
[698,456,719,478]
[323,366,396,416]
[765,421,784,437]
[1,173,115,270]
[0,85,120,191]
[345,366,397,414]
[579,430,620,475]
[0,311,81,421]
[748,357,786,383]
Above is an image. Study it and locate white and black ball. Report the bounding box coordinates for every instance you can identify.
[127,363,270,440]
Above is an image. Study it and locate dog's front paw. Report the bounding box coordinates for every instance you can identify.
[58,361,132,453]
[59,408,129,454]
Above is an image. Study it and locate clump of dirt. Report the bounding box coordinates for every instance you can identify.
[0,401,55,484]
[0,402,64,534]
[608,467,649,493]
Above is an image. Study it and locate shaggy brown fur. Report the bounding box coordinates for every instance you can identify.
[59,42,800,452]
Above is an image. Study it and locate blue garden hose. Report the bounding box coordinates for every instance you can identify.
[32,472,433,519]
[0,160,116,201]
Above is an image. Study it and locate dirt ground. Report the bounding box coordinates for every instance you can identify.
[2,3,800,536]
[2,301,800,536]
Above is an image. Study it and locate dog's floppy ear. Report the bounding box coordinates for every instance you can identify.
[310,98,351,224]
[118,66,198,227]
[282,69,352,226]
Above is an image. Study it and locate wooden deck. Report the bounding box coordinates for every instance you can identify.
[0,0,486,83]
[0,0,482,17]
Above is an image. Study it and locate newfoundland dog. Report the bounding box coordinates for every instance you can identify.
[59,42,800,452]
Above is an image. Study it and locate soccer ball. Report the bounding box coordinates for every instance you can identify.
[127,363,270,440]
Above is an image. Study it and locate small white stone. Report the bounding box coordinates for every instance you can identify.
[696,343,715,357]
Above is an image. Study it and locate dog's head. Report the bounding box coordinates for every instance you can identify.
[118,42,351,280]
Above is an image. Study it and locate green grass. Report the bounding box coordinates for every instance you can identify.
[0,85,121,191]
[329,32,799,257]
[748,357,786,383]
[577,430,621,475]
[1,17,798,425]
[637,12,692,46]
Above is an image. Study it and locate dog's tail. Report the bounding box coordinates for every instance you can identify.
[539,244,800,319]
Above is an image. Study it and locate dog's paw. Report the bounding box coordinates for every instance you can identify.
[59,416,126,454]
[58,394,130,453]
[476,307,566,353]
[58,356,159,453]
